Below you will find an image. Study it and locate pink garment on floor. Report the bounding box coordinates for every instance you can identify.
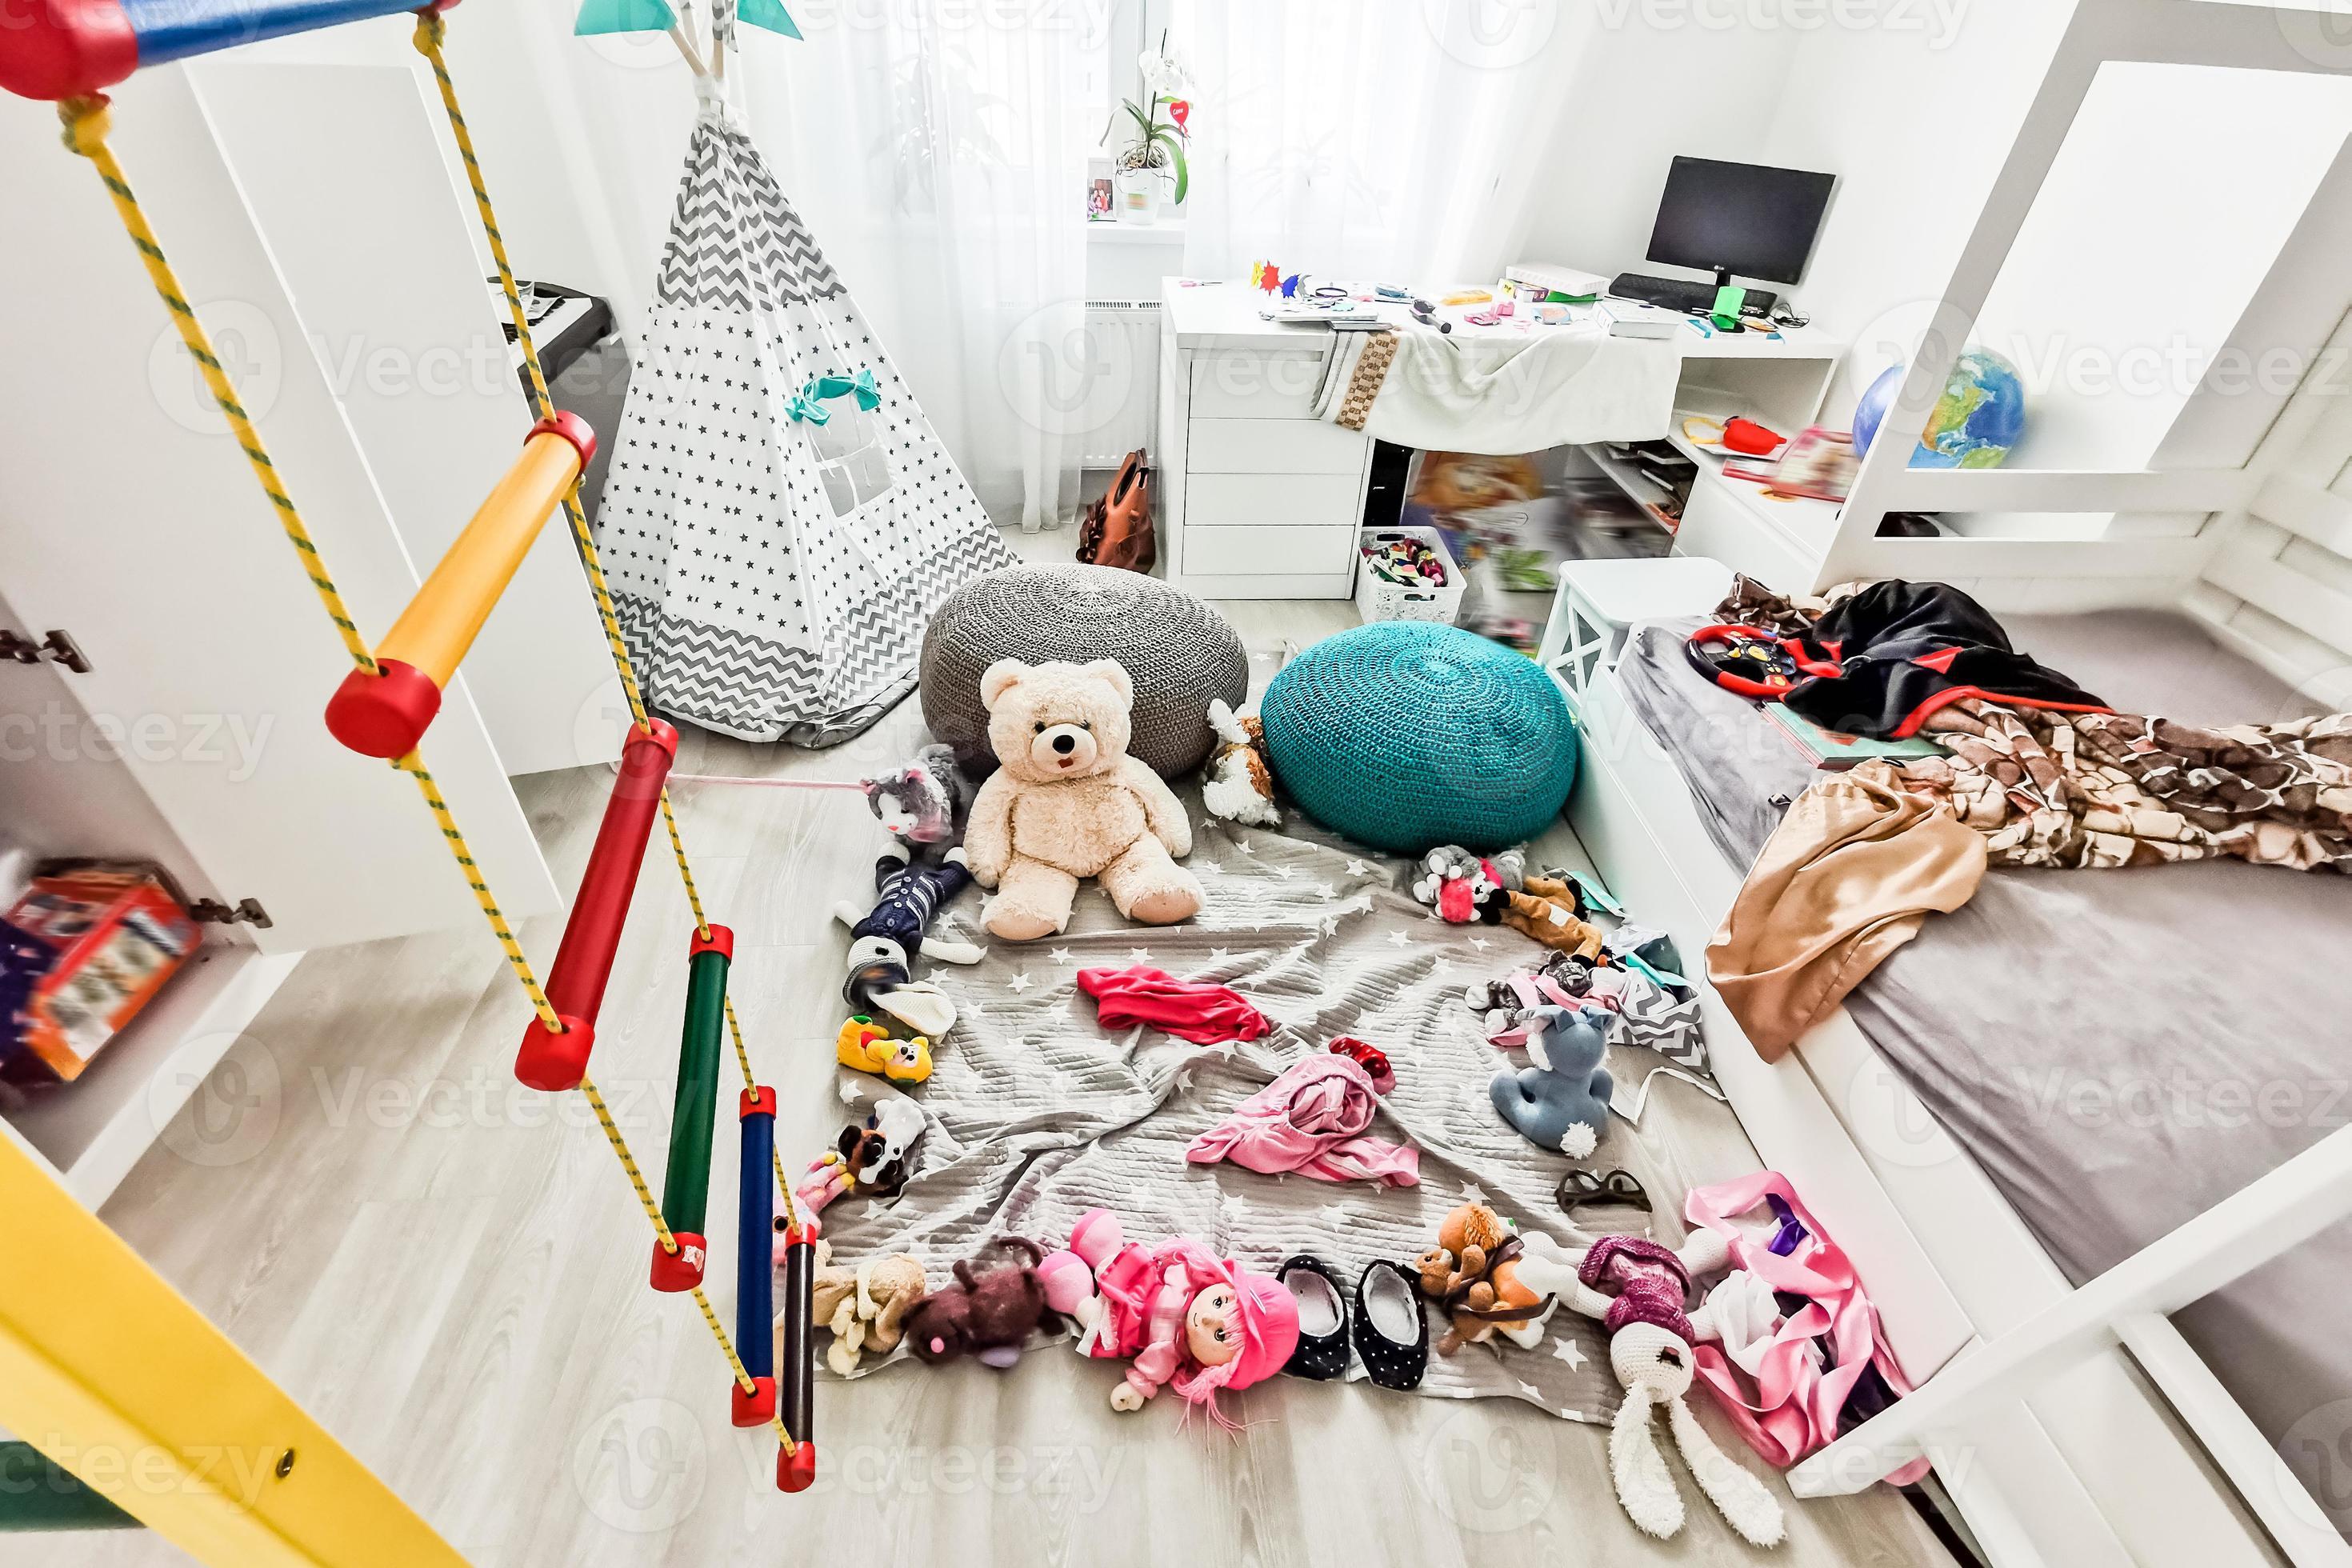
[1078,965,1269,1045]
[1683,1172,1929,1486]
[1186,1054,1419,1186]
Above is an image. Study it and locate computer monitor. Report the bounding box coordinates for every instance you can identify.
[1646,156,1835,290]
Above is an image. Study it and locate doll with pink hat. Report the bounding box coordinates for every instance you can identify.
[1037,1209,1299,1423]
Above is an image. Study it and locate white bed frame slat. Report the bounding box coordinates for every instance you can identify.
[2204,546,2352,661]
[2116,1314,2352,1568]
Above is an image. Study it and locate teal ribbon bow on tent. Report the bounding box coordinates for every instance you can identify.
[786,368,881,425]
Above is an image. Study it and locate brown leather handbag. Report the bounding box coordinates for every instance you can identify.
[1078,450,1155,572]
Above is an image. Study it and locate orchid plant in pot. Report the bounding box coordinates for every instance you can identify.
[1107,38,1190,225]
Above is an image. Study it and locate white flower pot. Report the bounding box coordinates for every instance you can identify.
[1113,166,1163,226]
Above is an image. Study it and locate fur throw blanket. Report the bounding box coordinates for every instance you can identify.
[1894,699,2352,874]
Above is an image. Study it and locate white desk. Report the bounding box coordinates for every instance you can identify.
[1154,278,1845,598]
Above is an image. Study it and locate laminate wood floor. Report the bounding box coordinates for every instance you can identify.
[58,530,1954,1567]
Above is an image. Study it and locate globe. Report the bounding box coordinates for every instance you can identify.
[1851,348,2026,469]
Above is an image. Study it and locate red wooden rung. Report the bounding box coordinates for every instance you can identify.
[514,718,678,1090]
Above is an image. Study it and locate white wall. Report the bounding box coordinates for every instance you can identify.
[1755,4,2352,474]
[1751,0,2068,413]
[1515,14,1800,286]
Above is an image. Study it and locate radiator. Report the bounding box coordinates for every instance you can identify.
[1078,298,1161,470]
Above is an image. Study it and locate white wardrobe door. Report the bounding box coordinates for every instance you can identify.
[0,68,559,955]
[196,60,626,779]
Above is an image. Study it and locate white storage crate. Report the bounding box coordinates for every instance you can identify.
[1354,526,1466,625]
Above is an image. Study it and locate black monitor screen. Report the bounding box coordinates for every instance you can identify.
[1646,157,1835,286]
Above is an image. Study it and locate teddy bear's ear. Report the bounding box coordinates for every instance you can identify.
[1080,658,1134,705]
[979,658,1030,710]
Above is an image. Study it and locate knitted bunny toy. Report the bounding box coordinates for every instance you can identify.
[1521,1227,1786,1547]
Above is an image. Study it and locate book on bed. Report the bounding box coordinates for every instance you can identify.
[1764,704,1950,770]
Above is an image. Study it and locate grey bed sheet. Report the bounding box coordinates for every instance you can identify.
[1615,609,2352,1532]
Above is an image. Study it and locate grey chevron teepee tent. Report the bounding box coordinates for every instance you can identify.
[597,105,1015,745]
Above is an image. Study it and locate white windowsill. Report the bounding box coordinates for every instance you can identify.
[1087,219,1188,245]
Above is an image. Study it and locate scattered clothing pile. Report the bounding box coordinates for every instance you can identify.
[1739,578,2112,740]
[1698,578,2352,1051]
[1892,700,2352,874]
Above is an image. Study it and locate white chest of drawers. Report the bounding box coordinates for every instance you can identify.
[1154,279,1371,598]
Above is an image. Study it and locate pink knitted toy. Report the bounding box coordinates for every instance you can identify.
[1037,1209,1299,1422]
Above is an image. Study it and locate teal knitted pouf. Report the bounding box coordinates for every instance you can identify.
[1260,622,1578,854]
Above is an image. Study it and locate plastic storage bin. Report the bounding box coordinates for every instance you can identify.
[1354,526,1465,625]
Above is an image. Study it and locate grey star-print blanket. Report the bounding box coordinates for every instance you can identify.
[806,801,1702,1427]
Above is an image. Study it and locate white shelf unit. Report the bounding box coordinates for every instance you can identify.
[3,946,302,1208]
[1572,344,1846,581]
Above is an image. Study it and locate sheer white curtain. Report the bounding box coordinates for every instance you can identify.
[526,2,1095,532]
[1173,0,1585,283]
[735,9,1094,530]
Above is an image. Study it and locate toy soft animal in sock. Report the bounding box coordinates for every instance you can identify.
[902,1237,1062,1370]
[1037,1209,1299,1421]
[1498,882,1606,958]
[1490,1001,1614,1158]
[1413,1202,1574,1353]
[1464,951,1601,1018]
[966,659,1202,940]
[807,1241,928,1374]
[1522,1228,1785,1547]
[834,847,983,971]
[1410,846,1506,923]
[862,743,974,853]
[832,1015,933,1085]
[1200,698,1279,827]
[791,1094,926,1235]
[834,847,979,1036]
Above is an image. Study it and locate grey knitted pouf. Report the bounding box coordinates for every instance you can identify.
[920,566,1249,778]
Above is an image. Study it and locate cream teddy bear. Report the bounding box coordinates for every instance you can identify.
[964,658,1203,941]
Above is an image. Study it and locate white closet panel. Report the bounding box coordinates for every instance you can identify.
[0,70,558,954]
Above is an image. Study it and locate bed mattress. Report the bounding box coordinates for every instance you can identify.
[1615,607,2352,1532]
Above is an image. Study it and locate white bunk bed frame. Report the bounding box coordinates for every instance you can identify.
[1569,5,2352,1565]
[1806,0,2352,626]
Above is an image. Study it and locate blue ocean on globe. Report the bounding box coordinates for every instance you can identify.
[1852,348,2026,469]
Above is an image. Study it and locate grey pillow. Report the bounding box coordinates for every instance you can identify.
[919,565,1249,778]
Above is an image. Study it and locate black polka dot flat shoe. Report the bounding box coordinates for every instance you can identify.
[1352,1258,1429,1391]
[1278,1255,1352,1380]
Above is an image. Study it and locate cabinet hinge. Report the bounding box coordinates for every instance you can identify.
[189,898,273,930]
[0,628,92,673]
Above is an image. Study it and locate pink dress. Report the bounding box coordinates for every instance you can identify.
[1185,1054,1419,1186]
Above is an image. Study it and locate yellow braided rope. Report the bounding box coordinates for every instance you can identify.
[393,755,562,1030]
[58,98,376,674]
[412,14,804,1440]
[581,1074,678,1251]
[411,15,727,954]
